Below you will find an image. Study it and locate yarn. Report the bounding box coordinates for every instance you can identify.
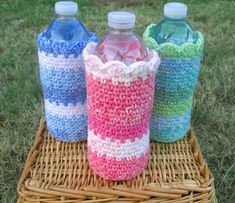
[83,42,160,180]
[143,24,204,142]
[38,31,98,142]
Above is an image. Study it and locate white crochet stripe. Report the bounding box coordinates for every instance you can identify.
[88,130,149,160]
[83,42,160,85]
[45,99,87,117]
[38,51,84,70]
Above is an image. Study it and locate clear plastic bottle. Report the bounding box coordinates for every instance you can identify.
[153,2,195,45]
[95,11,147,66]
[44,1,89,42]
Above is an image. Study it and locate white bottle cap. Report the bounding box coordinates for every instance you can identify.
[164,2,187,19]
[108,11,136,29]
[55,1,78,16]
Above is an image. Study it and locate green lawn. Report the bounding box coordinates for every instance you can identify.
[0,0,234,202]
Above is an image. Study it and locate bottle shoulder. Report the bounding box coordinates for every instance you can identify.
[154,18,195,45]
[95,30,147,65]
[45,17,89,42]
[156,18,193,30]
[97,31,144,46]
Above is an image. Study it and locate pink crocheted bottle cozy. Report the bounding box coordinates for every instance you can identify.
[83,42,160,180]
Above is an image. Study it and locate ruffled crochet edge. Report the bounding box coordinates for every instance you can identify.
[143,24,204,59]
[38,30,98,58]
[83,42,160,85]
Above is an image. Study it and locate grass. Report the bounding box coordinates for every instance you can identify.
[0,0,234,202]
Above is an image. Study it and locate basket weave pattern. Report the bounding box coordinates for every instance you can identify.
[17,119,215,202]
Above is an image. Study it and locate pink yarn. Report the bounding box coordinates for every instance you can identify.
[88,147,148,180]
[83,42,160,181]
[87,74,155,142]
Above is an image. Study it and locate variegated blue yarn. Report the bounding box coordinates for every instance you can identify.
[38,31,98,142]
[143,24,204,142]
[38,31,98,57]
[40,65,87,105]
[45,112,88,141]
[150,110,191,142]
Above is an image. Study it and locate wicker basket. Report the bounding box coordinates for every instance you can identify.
[17,118,216,202]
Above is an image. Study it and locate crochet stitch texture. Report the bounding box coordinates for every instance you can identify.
[143,24,204,142]
[83,42,160,180]
[38,31,98,142]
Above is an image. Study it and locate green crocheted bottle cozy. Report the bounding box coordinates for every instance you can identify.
[143,24,204,142]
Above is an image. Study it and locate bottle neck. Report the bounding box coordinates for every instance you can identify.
[109,27,134,34]
[164,16,186,22]
[56,14,77,20]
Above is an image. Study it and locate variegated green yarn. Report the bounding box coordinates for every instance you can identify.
[143,24,204,142]
[143,24,204,59]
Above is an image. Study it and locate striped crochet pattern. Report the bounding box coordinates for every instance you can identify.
[143,24,204,142]
[83,42,160,180]
[38,31,98,142]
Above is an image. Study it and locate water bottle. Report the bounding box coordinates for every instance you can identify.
[143,2,204,142]
[95,11,147,65]
[44,1,89,42]
[38,1,98,142]
[83,11,160,180]
[153,2,195,45]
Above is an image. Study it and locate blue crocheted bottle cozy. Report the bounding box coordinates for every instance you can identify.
[143,24,204,142]
[38,31,98,142]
